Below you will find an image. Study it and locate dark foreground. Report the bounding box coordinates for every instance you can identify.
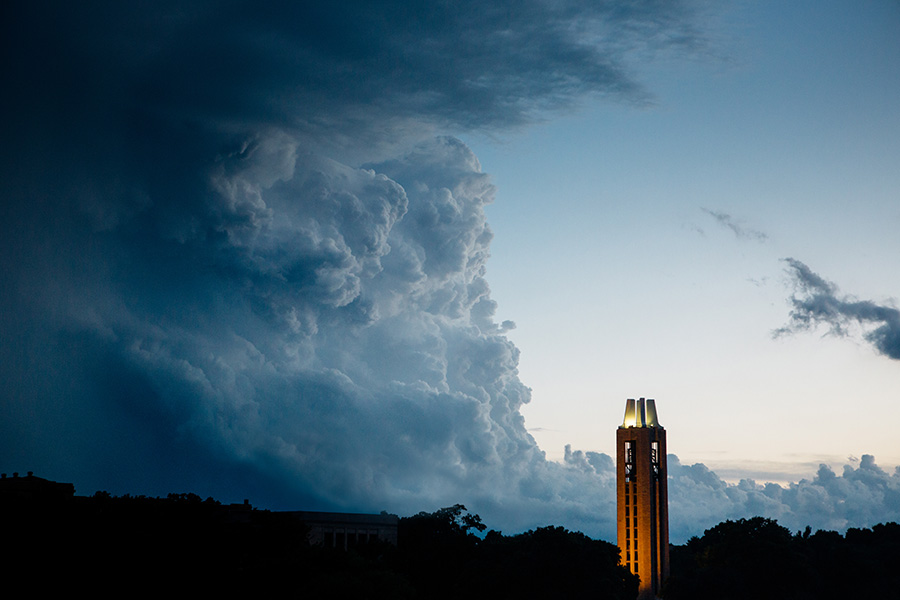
[4,486,898,599]
[3,492,635,599]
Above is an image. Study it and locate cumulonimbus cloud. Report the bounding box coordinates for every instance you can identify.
[2,1,896,544]
[0,0,713,534]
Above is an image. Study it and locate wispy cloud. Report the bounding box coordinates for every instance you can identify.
[777,258,900,360]
[701,208,768,241]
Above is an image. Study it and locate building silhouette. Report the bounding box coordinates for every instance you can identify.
[617,398,669,599]
[284,510,399,548]
[0,471,75,502]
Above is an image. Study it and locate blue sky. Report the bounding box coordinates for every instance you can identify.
[2,0,898,542]
[473,0,900,482]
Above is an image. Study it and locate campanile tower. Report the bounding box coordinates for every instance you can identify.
[617,398,669,599]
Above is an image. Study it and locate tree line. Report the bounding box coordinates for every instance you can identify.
[3,490,898,598]
[663,516,900,600]
[3,492,635,598]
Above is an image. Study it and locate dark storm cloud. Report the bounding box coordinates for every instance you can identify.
[4,0,897,544]
[777,258,900,360]
[1,0,715,534]
[701,208,768,241]
[2,0,705,148]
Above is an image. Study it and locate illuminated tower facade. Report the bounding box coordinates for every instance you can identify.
[617,398,669,599]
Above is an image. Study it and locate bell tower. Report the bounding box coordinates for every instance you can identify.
[617,398,669,599]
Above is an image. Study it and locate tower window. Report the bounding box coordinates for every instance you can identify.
[652,441,660,478]
[624,441,635,481]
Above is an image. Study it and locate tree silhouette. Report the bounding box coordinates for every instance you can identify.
[663,518,900,600]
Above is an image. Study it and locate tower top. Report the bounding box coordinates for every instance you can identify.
[620,397,662,429]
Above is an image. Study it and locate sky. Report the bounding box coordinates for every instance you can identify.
[2,0,899,544]
[473,0,900,480]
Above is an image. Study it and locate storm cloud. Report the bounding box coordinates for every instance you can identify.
[778,258,900,360]
[2,1,895,543]
[1,0,709,534]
